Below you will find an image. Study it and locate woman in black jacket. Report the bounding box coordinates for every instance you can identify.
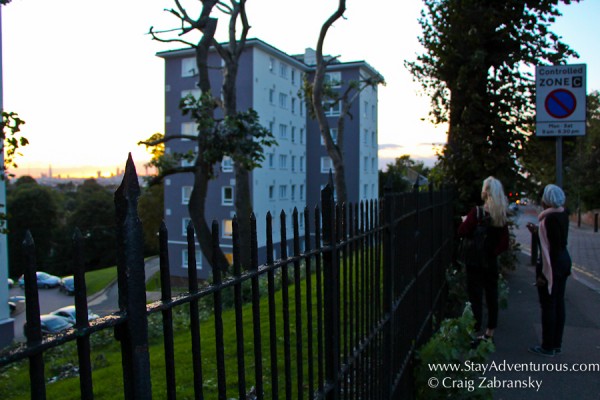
[527,184,572,357]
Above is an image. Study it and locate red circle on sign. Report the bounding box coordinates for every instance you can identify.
[545,89,576,119]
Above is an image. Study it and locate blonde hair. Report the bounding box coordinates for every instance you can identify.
[482,176,508,227]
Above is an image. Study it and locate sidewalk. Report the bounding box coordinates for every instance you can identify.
[490,210,600,400]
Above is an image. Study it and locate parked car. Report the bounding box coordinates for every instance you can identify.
[8,278,14,288]
[18,271,60,289]
[9,295,25,315]
[51,305,99,325]
[59,276,75,295]
[23,314,73,338]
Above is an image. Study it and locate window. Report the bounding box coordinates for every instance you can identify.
[279,185,288,199]
[182,249,202,269]
[291,69,296,84]
[269,57,275,72]
[371,131,376,147]
[300,184,305,201]
[279,154,288,169]
[279,93,288,109]
[269,120,275,134]
[291,126,296,143]
[372,157,376,174]
[324,100,342,117]
[372,105,376,121]
[181,57,197,77]
[268,153,275,168]
[181,122,198,139]
[364,129,369,145]
[221,156,233,172]
[291,156,296,172]
[269,185,275,200]
[279,63,288,78]
[321,128,338,145]
[364,101,368,118]
[182,218,192,236]
[222,219,233,238]
[324,71,342,88]
[181,89,201,100]
[364,184,369,199]
[300,156,305,172]
[291,97,296,114]
[269,89,275,104]
[279,124,287,139]
[222,186,234,206]
[182,186,192,205]
[300,128,304,144]
[291,185,296,201]
[364,157,369,173]
[321,156,333,173]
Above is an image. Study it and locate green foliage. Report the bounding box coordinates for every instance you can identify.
[379,154,431,194]
[7,178,60,278]
[138,184,164,256]
[415,304,495,400]
[1,111,28,178]
[406,0,579,213]
[521,91,600,210]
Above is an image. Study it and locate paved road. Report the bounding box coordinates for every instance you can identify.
[11,257,160,342]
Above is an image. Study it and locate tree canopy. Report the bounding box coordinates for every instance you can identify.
[406,0,579,211]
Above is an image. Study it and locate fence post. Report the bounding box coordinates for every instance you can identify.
[595,213,599,233]
[114,154,152,399]
[381,184,395,399]
[321,184,340,400]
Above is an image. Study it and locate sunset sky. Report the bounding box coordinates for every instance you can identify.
[2,0,599,178]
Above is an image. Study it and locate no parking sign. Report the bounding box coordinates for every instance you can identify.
[535,64,586,136]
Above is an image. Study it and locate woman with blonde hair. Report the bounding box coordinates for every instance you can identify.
[458,176,509,344]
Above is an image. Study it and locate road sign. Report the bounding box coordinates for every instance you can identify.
[536,64,586,136]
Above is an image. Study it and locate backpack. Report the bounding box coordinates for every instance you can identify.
[458,206,491,268]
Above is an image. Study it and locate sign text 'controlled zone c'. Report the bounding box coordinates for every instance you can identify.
[535,64,586,137]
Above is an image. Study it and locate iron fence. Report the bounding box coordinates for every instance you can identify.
[0,155,454,399]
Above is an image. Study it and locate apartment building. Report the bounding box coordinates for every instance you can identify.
[157,39,381,279]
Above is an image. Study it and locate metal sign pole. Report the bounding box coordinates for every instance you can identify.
[556,136,563,188]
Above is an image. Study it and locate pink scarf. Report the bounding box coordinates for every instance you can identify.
[538,207,564,294]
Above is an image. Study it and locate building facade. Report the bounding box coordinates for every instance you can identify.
[157,39,381,279]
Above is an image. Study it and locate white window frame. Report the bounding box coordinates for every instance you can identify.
[181,57,197,77]
[321,128,338,145]
[182,186,192,205]
[279,154,288,170]
[324,71,342,88]
[222,219,234,238]
[279,63,288,78]
[221,156,233,172]
[324,100,342,117]
[222,186,234,206]
[182,249,202,269]
[279,92,288,109]
[279,185,288,200]
[321,156,333,173]
[279,124,287,139]
[182,218,192,237]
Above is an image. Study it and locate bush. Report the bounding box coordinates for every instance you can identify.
[415,303,495,400]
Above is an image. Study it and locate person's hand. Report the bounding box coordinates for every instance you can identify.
[526,222,538,234]
[461,215,467,222]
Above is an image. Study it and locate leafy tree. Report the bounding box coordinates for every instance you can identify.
[406,0,579,213]
[379,155,430,194]
[304,0,385,205]
[7,178,60,278]
[522,91,600,210]
[65,179,116,271]
[138,183,164,256]
[146,0,275,269]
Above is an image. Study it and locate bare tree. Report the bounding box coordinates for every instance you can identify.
[307,0,384,205]
[144,0,274,269]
